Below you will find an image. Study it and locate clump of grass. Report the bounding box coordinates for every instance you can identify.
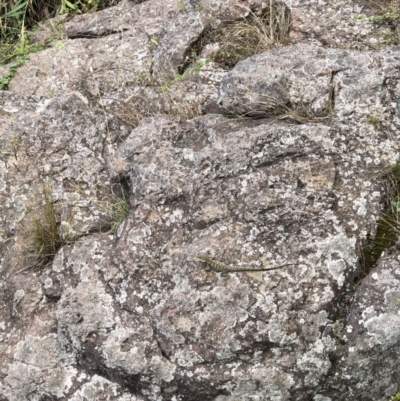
[366,115,382,129]
[114,73,206,128]
[260,91,333,123]
[359,163,400,277]
[103,184,130,232]
[114,91,159,128]
[219,79,334,124]
[382,162,400,234]
[23,180,77,267]
[204,1,290,68]
[1,0,59,43]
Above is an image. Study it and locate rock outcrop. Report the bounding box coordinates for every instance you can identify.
[1,0,400,400]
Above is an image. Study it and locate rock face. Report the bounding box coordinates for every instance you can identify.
[325,251,400,400]
[1,0,400,400]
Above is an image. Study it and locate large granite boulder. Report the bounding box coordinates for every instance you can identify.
[1,0,400,400]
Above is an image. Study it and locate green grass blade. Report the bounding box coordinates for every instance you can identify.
[0,0,28,19]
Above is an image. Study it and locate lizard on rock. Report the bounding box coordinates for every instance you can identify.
[195,253,297,274]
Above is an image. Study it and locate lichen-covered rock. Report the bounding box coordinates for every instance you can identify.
[152,10,207,78]
[2,0,400,400]
[0,90,132,274]
[320,251,400,400]
[289,0,391,49]
[9,29,153,98]
[217,42,400,121]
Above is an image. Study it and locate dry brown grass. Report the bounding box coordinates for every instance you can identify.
[358,162,400,275]
[21,180,78,269]
[111,2,291,127]
[381,163,400,234]
[203,1,290,68]
[220,79,334,124]
[112,73,207,128]
[369,0,400,9]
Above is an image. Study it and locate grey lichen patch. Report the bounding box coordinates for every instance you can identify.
[68,374,145,400]
[57,279,116,343]
[3,334,77,399]
[322,251,400,399]
[364,313,400,348]
[309,233,358,288]
[218,365,295,400]
[297,340,332,387]
[102,327,177,382]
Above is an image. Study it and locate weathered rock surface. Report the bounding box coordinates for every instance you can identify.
[1,0,400,400]
[289,0,388,49]
[322,251,400,400]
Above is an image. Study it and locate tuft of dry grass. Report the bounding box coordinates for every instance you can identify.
[103,183,130,232]
[19,178,130,272]
[204,1,290,68]
[22,180,78,268]
[113,75,206,128]
[220,80,334,124]
[369,0,400,13]
[358,162,400,276]
[381,163,400,235]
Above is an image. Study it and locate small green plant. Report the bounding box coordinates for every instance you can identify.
[369,0,400,23]
[192,57,210,74]
[0,34,47,89]
[366,115,382,129]
[156,57,211,92]
[150,35,158,46]
[390,392,400,400]
[24,180,77,267]
[0,54,28,89]
[392,200,400,212]
[54,40,64,49]
[176,1,186,12]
